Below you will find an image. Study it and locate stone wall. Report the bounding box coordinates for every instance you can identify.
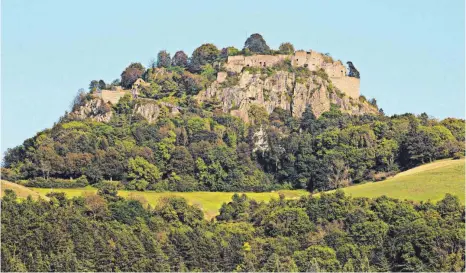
[225,54,289,73]
[331,77,360,99]
[98,90,129,104]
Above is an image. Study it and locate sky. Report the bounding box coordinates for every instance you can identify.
[1,0,464,155]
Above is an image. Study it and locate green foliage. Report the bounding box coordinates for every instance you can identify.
[278,42,295,54]
[220,46,240,59]
[189,43,220,73]
[2,191,463,271]
[248,104,269,125]
[127,156,161,190]
[200,64,216,82]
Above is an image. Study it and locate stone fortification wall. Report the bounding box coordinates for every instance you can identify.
[224,50,360,98]
[331,77,360,99]
[98,90,129,104]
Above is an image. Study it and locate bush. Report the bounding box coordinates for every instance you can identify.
[453,152,464,160]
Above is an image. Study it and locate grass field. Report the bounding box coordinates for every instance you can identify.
[30,187,309,219]
[330,158,465,204]
[2,158,464,218]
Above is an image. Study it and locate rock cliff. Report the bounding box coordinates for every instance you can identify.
[69,98,113,122]
[133,101,160,123]
[197,71,377,123]
[70,97,163,124]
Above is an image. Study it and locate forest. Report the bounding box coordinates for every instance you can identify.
[1,187,464,272]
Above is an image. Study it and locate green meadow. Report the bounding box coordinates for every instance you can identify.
[331,158,465,204]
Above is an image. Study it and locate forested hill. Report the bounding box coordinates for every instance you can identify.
[2,34,465,193]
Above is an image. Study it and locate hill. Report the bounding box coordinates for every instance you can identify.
[330,158,465,203]
[2,33,464,196]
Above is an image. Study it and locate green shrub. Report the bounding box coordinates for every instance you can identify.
[453,152,464,160]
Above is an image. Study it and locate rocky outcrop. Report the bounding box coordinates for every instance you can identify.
[69,98,113,122]
[70,97,164,124]
[197,71,377,122]
[133,102,160,123]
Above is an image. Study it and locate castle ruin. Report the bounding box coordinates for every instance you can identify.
[223,50,360,99]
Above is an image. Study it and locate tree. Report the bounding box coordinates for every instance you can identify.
[300,106,318,134]
[293,246,340,272]
[243,33,270,54]
[278,42,295,54]
[168,146,194,175]
[172,51,188,67]
[83,193,108,220]
[248,104,269,125]
[189,43,219,73]
[98,80,106,90]
[97,181,121,201]
[70,88,87,112]
[89,80,99,91]
[263,208,313,237]
[157,50,171,68]
[121,63,145,88]
[127,156,161,189]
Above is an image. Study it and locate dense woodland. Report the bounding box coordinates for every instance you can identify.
[2,34,465,192]
[2,188,464,272]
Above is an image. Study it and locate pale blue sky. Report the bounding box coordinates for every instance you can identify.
[1,0,464,155]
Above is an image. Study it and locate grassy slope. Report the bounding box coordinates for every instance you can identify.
[1,180,48,200]
[332,158,465,204]
[3,158,464,218]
